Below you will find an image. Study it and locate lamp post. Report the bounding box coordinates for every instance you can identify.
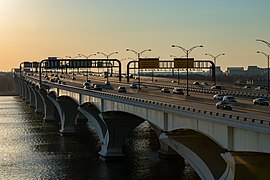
[172,44,203,96]
[256,39,270,48]
[96,51,118,84]
[205,53,225,85]
[205,53,225,66]
[257,51,270,93]
[126,48,151,90]
[256,39,270,93]
[78,53,96,82]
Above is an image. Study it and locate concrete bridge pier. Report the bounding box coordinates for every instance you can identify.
[47,93,78,135]
[159,131,228,180]
[18,80,24,98]
[21,81,26,100]
[99,111,145,160]
[54,96,78,135]
[28,85,36,108]
[32,87,44,114]
[38,89,55,121]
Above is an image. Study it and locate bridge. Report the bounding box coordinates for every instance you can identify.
[13,71,270,180]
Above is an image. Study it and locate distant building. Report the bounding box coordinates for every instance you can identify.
[246,66,264,76]
[226,67,245,76]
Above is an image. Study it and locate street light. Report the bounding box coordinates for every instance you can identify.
[126,48,151,90]
[172,44,203,96]
[256,39,270,48]
[257,51,270,93]
[205,53,225,66]
[96,51,118,84]
[205,53,225,85]
[78,53,96,82]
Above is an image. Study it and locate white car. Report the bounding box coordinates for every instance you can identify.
[213,94,225,100]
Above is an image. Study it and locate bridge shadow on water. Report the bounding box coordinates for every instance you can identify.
[71,121,200,179]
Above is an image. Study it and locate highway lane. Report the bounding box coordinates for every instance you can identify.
[66,74,268,108]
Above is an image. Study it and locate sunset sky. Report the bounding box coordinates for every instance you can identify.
[1,0,270,72]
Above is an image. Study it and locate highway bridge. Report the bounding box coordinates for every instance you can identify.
[13,71,270,180]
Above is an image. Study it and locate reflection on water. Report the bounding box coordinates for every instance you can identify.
[0,96,199,179]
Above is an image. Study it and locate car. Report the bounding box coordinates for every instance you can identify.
[118,86,127,93]
[216,101,232,110]
[130,84,138,89]
[83,82,91,87]
[211,85,224,90]
[61,81,66,85]
[255,86,267,90]
[172,87,184,95]
[50,78,56,82]
[213,94,225,100]
[253,98,269,106]
[200,82,209,86]
[171,80,177,83]
[242,85,251,89]
[93,85,102,91]
[71,76,76,80]
[193,81,200,85]
[161,88,170,93]
[83,82,91,89]
[223,95,237,102]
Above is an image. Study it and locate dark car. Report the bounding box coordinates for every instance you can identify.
[118,86,127,93]
[83,82,91,89]
[161,88,170,93]
[93,85,102,91]
[216,101,232,110]
[130,84,138,89]
[253,98,269,106]
[223,95,237,102]
[172,88,184,95]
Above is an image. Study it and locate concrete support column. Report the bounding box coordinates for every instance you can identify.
[28,85,36,108]
[18,80,23,98]
[33,88,44,114]
[99,111,144,160]
[39,89,55,121]
[56,96,78,135]
[24,83,30,103]
[21,82,26,100]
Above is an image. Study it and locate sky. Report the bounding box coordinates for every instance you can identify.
[1,0,270,72]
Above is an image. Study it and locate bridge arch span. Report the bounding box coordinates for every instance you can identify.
[160,129,229,180]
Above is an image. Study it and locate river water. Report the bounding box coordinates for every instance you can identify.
[0,96,199,180]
